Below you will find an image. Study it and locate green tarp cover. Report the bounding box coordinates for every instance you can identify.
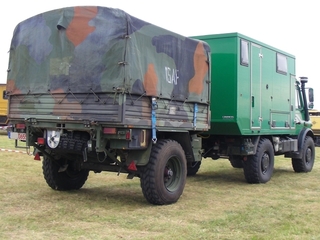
[7,6,210,103]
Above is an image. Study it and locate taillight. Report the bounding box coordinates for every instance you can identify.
[103,127,116,134]
[37,137,45,145]
[126,130,131,140]
[15,123,26,129]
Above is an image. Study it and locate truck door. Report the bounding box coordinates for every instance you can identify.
[251,43,262,130]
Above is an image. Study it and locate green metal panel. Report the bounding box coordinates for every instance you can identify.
[192,32,298,136]
[191,33,239,134]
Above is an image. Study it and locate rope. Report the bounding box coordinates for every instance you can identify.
[0,148,27,154]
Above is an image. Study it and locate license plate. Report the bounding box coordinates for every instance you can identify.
[8,132,26,141]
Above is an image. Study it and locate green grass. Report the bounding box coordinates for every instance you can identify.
[1,134,320,239]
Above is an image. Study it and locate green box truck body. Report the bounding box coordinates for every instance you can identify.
[197,33,297,136]
[6,6,315,205]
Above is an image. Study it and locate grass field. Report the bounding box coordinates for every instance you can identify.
[1,134,320,239]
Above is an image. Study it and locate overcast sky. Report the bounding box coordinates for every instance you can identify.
[2,0,319,107]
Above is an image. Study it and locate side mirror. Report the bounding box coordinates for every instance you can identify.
[309,88,314,103]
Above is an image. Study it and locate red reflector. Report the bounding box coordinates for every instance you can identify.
[37,137,45,145]
[16,123,26,129]
[34,153,41,161]
[126,131,131,140]
[127,161,137,171]
[103,127,117,134]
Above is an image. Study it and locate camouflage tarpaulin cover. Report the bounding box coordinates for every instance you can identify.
[7,6,210,103]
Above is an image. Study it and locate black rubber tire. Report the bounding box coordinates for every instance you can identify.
[229,155,243,168]
[42,155,89,190]
[140,139,187,205]
[243,138,274,183]
[187,161,202,176]
[292,136,315,172]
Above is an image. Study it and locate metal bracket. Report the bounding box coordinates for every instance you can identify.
[151,97,157,144]
[193,103,198,130]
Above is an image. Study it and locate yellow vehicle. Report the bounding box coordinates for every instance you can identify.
[0,84,8,125]
[309,110,320,146]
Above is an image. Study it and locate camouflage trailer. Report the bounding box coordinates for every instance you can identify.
[7,6,315,205]
[6,6,210,205]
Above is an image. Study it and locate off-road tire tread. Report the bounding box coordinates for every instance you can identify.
[243,138,274,183]
[229,155,243,168]
[42,156,89,190]
[140,139,186,205]
[292,136,315,172]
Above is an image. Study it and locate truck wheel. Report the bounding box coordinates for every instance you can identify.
[292,136,315,172]
[187,161,202,176]
[140,139,187,205]
[243,138,274,183]
[229,155,243,168]
[42,155,89,190]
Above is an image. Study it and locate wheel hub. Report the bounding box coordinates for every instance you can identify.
[261,153,270,173]
[305,148,312,164]
[164,167,173,180]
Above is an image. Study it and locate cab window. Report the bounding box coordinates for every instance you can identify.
[295,87,302,109]
[3,90,7,99]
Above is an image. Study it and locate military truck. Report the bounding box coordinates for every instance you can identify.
[6,6,315,205]
[0,84,8,125]
[309,110,320,146]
